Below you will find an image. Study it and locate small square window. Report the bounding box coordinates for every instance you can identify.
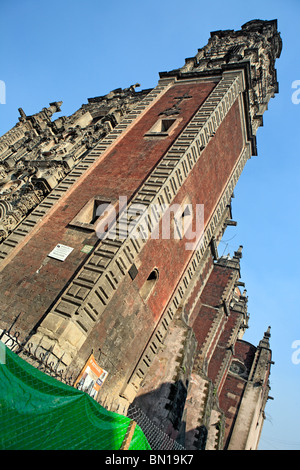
[145,118,178,137]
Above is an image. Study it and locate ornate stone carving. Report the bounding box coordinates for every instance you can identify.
[161,19,282,138]
[0,85,152,242]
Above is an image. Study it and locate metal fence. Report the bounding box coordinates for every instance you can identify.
[127,405,185,450]
[1,323,185,451]
[0,326,75,385]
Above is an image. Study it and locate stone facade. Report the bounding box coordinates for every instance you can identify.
[0,85,149,243]
[0,19,281,449]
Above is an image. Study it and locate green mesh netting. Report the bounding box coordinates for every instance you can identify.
[0,343,151,450]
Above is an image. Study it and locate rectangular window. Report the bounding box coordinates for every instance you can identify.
[145,118,178,137]
[69,197,112,231]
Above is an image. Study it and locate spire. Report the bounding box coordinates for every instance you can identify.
[233,245,243,260]
[216,245,243,273]
[161,19,282,140]
[259,326,271,349]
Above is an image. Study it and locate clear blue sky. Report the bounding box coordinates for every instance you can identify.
[1,0,300,450]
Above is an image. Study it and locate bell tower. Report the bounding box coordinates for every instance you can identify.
[0,20,281,449]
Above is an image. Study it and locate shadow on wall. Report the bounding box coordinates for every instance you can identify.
[128,379,208,451]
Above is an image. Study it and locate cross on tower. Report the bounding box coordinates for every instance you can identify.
[159,92,192,116]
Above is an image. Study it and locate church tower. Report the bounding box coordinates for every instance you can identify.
[0,19,281,450]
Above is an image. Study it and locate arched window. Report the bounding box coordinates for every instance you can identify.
[139,268,159,301]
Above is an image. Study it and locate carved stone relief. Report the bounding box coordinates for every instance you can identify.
[0,86,152,242]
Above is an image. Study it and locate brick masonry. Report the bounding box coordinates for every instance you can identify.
[0,81,216,335]
[0,19,281,450]
[0,75,249,419]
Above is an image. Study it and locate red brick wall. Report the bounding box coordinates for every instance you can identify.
[62,93,244,384]
[218,341,257,446]
[129,99,243,321]
[0,81,216,334]
[190,264,233,360]
[185,254,214,324]
[0,82,244,390]
[219,373,246,445]
[234,340,257,371]
[207,310,241,384]
[198,264,233,307]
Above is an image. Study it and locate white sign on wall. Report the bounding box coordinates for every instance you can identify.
[48,244,74,262]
